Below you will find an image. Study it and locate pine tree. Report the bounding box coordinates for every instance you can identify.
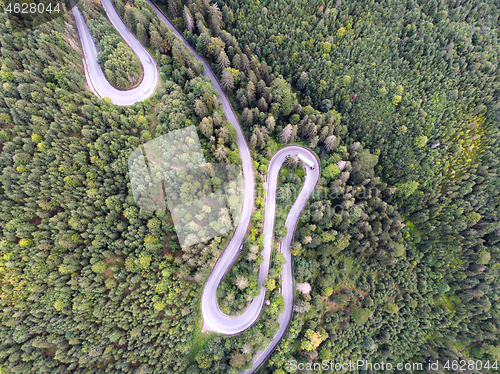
[184,6,194,32]
[324,135,338,151]
[216,50,230,74]
[297,282,311,294]
[220,68,234,93]
[137,23,148,46]
[236,276,249,290]
[194,100,208,118]
[281,124,293,143]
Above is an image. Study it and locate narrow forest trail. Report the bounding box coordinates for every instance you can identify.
[73,1,320,372]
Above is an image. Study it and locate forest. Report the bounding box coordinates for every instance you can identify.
[154,0,500,371]
[79,0,143,90]
[0,0,500,373]
[0,1,249,372]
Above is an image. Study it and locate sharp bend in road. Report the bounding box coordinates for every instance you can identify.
[71,0,159,105]
[140,0,259,335]
[74,2,320,372]
[240,147,320,373]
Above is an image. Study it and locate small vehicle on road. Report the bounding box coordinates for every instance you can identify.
[146,56,151,63]
[239,244,244,250]
[297,153,315,170]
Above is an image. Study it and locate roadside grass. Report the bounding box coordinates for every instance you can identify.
[148,110,159,136]
[188,319,214,365]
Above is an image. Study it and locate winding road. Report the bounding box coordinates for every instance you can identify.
[71,0,159,105]
[72,1,320,372]
[240,147,320,373]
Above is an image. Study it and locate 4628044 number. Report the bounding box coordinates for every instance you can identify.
[5,2,61,13]
[444,360,498,371]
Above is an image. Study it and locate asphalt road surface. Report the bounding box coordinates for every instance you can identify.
[71,0,158,105]
[74,2,320,372]
[240,147,320,373]
[138,0,260,335]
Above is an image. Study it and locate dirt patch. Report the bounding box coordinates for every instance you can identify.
[336,285,369,298]
[162,232,172,255]
[104,256,122,265]
[124,283,140,295]
[323,298,348,313]
[180,275,196,283]
[102,269,114,279]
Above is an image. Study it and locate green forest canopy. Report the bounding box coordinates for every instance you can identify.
[0,0,500,373]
